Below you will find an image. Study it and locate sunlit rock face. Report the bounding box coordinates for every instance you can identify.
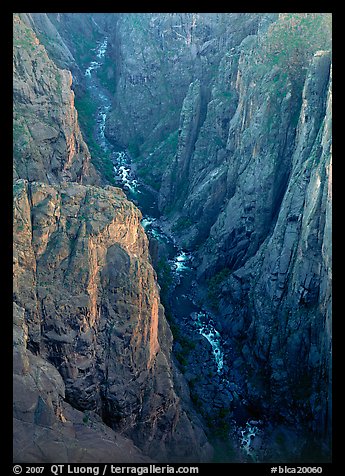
[13,179,212,462]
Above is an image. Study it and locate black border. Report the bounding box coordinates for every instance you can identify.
[6,3,339,473]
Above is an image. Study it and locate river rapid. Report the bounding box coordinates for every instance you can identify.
[83,37,263,462]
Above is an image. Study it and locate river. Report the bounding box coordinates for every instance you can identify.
[83,37,262,462]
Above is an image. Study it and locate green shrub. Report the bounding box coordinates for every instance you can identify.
[261,14,332,81]
[75,92,98,136]
[172,216,194,233]
[96,56,116,94]
[82,411,89,424]
[175,351,188,368]
[156,257,173,302]
[207,267,232,309]
[13,118,31,156]
[13,17,37,51]
[74,92,115,184]
[128,140,141,158]
[55,71,62,97]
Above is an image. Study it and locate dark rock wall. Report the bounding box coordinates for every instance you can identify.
[105,14,275,187]
[13,301,153,463]
[13,180,211,462]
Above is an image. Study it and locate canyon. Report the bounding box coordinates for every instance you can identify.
[13,13,332,464]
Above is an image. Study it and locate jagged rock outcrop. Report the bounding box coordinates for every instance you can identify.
[19,13,112,83]
[13,180,211,462]
[19,13,78,72]
[193,41,301,273]
[165,16,332,457]
[13,14,98,185]
[159,79,202,210]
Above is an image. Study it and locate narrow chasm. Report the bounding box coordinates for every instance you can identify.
[13,12,332,465]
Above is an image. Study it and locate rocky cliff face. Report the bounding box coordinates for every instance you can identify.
[13,179,210,463]
[13,14,98,185]
[19,13,110,84]
[13,13,211,463]
[181,25,331,459]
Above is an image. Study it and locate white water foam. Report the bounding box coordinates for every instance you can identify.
[194,312,224,373]
[174,251,192,272]
[85,38,108,77]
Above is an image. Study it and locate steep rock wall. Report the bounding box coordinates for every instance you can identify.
[13,12,332,462]
[19,13,112,83]
[171,17,332,455]
[13,14,98,185]
[100,13,332,458]
[218,52,332,450]
[13,180,211,462]
[104,13,275,188]
[194,36,308,274]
